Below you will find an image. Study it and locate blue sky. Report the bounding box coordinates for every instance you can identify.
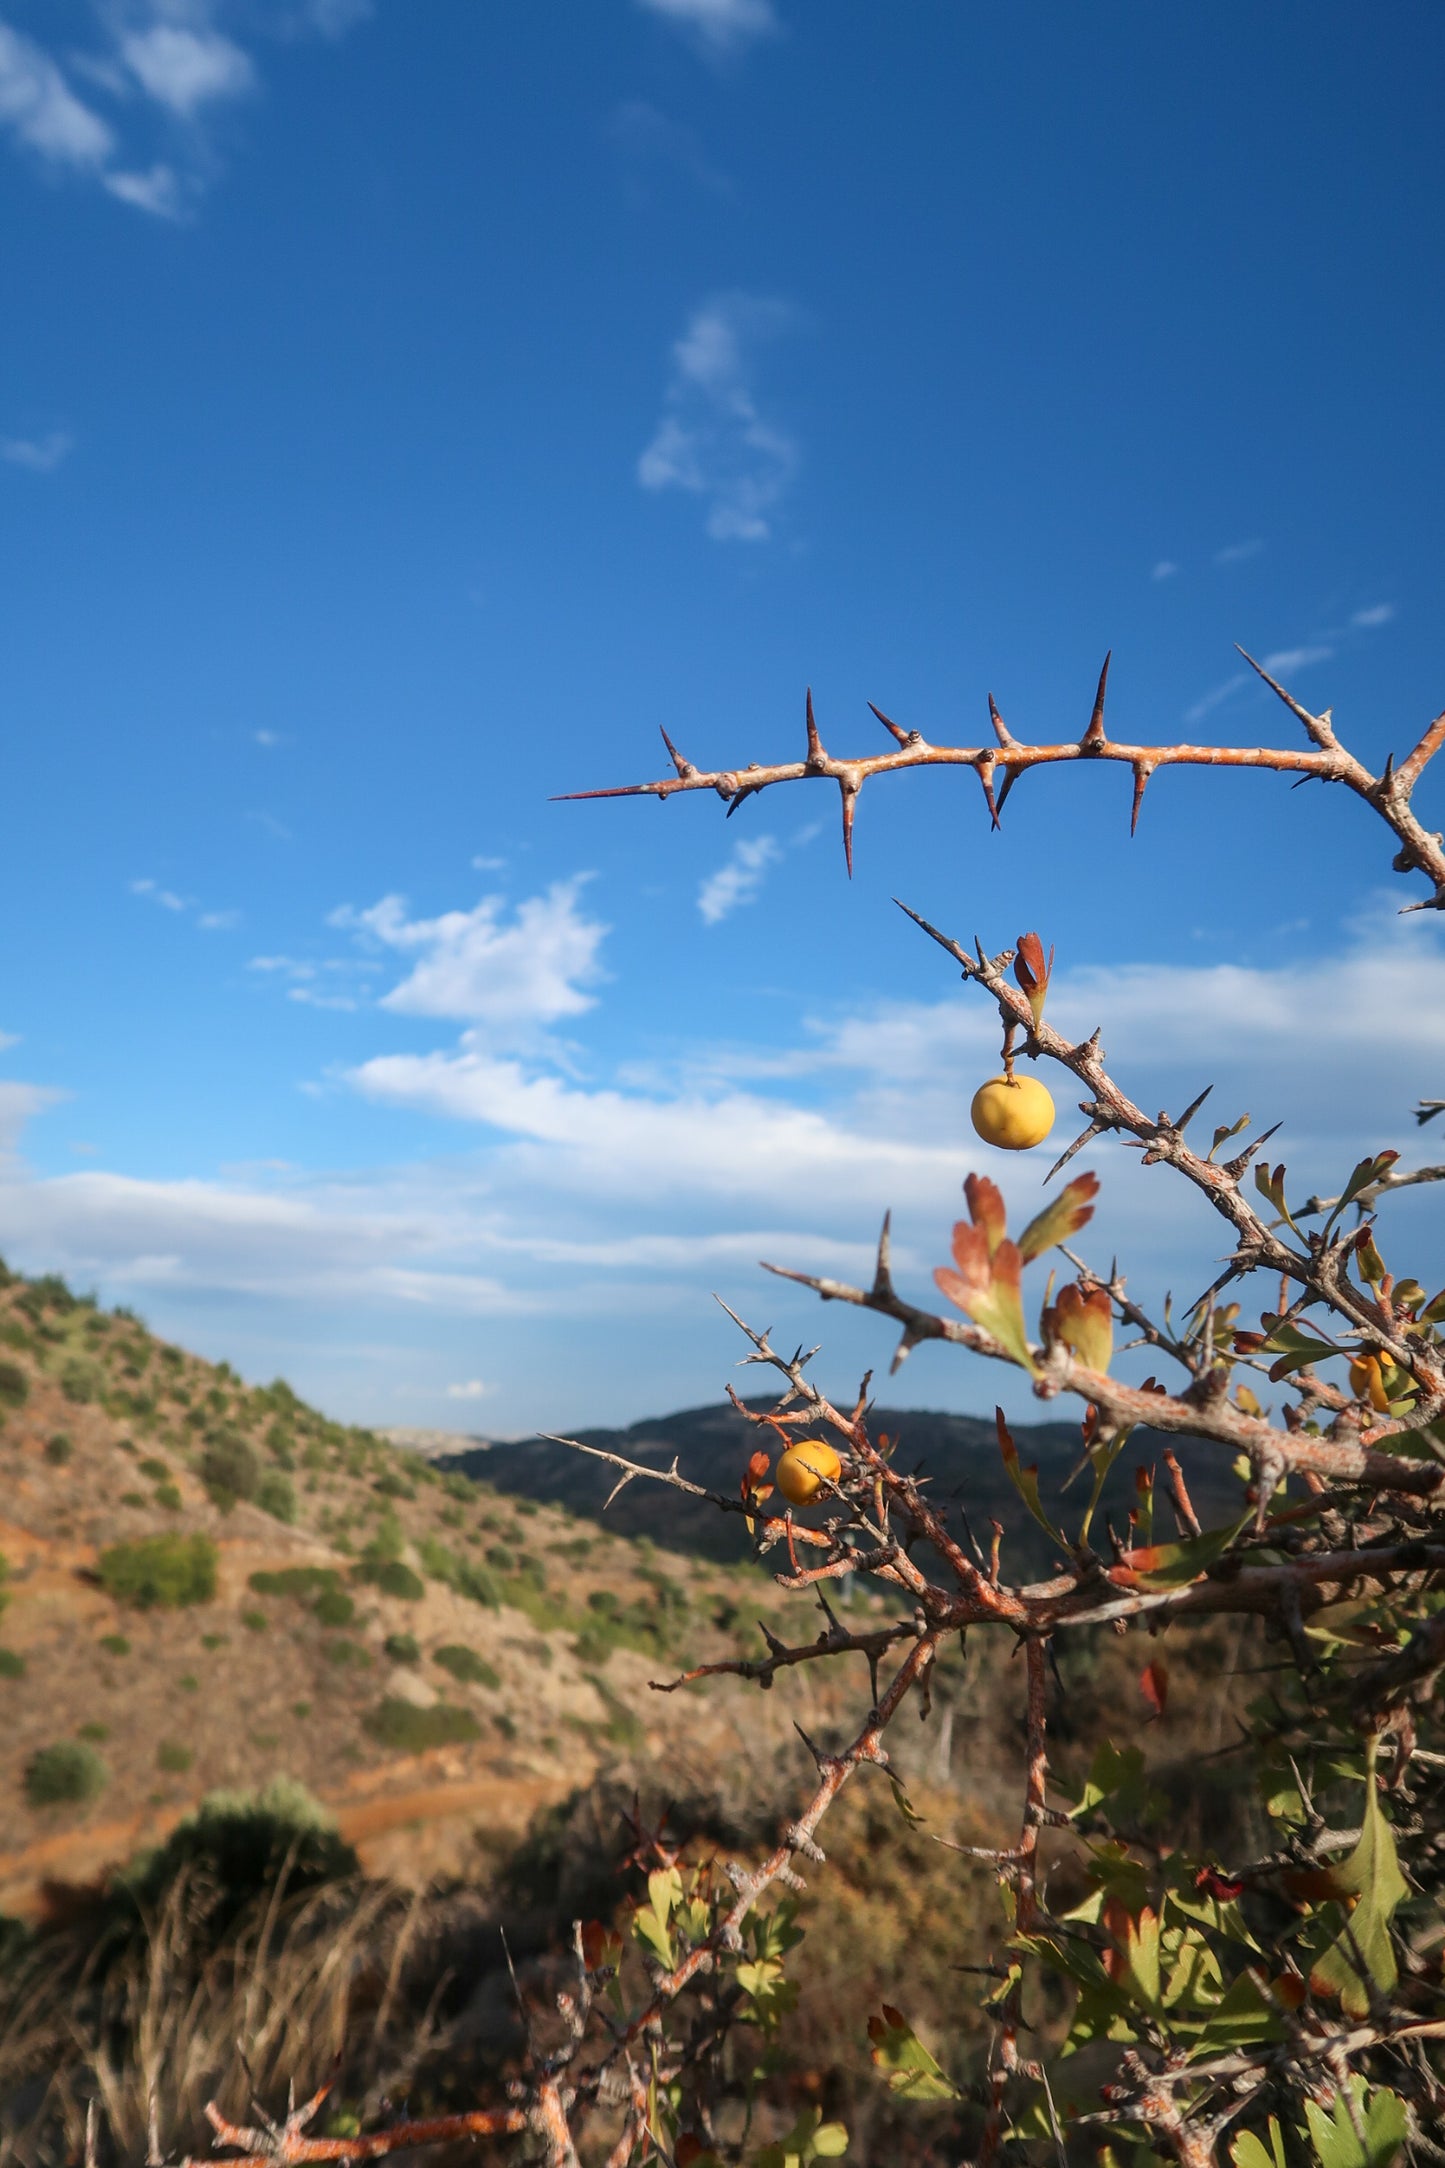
[2,0,1443,1434]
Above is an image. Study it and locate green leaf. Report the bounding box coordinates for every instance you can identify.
[1255,1161,1300,1232]
[811,2125,849,2159]
[1188,1967,1282,2054]
[1309,1743,1409,2019]
[633,1906,674,1967]
[867,2006,960,2102]
[1303,2080,1408,2168]
[1336,1152,1402,1215]
[648,1865,683,1927]
[1115,1515,1251,1591]
[1230,2120,1287,2168]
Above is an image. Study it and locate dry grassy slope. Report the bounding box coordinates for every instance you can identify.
[0,1268,831,1918]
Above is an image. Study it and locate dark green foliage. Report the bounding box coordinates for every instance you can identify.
[138,1457,170,1481]
[362,1699,481,1752]
[98,1533,218,1610]
[155,1483,183,1511]
[433,1644,500,1688]
[201,1430,260,1508]
[241,1610,268,1632]
[99,1633,130,1656]
[313,1587,355,1628]
[0,1648,25,1678]
[325,1639,373,1669]
[372,1470,414,1499]
[249,1566,339,1601]
[78,1721,109,1742]
[486,1544,515,1572]
[352,1559,424,1602]
[26,1741,108,1807]
[121,1777,358,1922]
[0,1359,28,1409]
[59,1357,101,1404]
[383,1632,420,1664]
[157,1742,193,1773]
[256,1470,297,1523]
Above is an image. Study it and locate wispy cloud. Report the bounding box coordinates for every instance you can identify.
[1,429,73,472]
[1214,538,1264,566]
[638,294,799,542]
[1182,672,1248,728]
[698,833,781,924]
[118,22,254,116]
[133,876,240,929]
[636,0,779,55]
[1353,603,1396,629]
[1260,645,1333,677]
[1150,559,1178,581]
[607,99,731,196]
[131,876,188,913]
[0,22,113,170]
[0,4,368,217]
[446,1378,489,1401]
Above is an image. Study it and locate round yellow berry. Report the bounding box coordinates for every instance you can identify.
[970,1073,1056,1152]
[775,1440,843,1506]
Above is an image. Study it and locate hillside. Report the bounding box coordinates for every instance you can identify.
[0,1265,829,1919]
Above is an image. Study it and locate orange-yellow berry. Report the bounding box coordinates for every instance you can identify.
[775,1440,843,1506]
[970,1073,1056,1152]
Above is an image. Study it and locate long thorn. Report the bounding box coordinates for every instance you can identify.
[805,685,823,764]
[1083,650,1112,747]
[869,700,911,747]
[1130,759,1152,835]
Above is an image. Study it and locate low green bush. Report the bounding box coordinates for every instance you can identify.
[325,1638,373,1668]
[138,1457,170,1481]
[433,1644,500,1688]
[201,1431,260,1508]
[383,1632,420,1664]
[99,1633,130,1656]
[314,1587,355,1628]
[0,1359,28,1409]
[256,1470,297,1523]
[26,1741,108,1807]
[249,1566,338,1601]
[59,1357,101,1404]
[155,1482,183,1511]
[0,1648,26,1678]
[98,1532,217,1610]
[362,1699,481,1752]
[352,1559,424,1602]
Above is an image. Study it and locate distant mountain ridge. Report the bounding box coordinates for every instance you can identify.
[425,1401,1244,1576]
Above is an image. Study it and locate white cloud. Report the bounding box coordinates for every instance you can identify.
[638,294,799,542]
[0,1081,66,1156]
[0,23,112,167]
[254,728,283,747]
[119,24,254,115]
[446,1378,489,1401]
[471,854,507,872]
[1150,559,1178,581]
[1215,538,1263,566]
[636,0,779,54]
[1353,604,1395,629]
[197,909,241,931]
[0,1031,18,1053]
[332,879,608,1038]
[103,162,186,218]
[698,833,781,924]
[1259,645,1333,677]
[1,430,73,472]
[1183,672,1248,728]
[131,877,188,912]
[0,5,369,215]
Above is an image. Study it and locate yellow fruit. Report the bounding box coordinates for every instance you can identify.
[1349,1354,1389,1411]
[970,1073,1056,1152]
[775,1439,843,1506]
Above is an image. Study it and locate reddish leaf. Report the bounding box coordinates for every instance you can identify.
[1017,1172,1101,1264]
[963,1171,1008,1256]
[1139,1659,1169,1718]
[1014,930,1054,1025]
[1043,1282,1113,1372]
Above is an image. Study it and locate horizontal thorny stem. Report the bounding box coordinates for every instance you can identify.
[556,652,1445,905]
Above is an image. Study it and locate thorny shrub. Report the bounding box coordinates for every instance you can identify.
[31,658,1445,2166]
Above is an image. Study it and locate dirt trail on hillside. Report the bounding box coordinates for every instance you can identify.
[0,1766,577,1920]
